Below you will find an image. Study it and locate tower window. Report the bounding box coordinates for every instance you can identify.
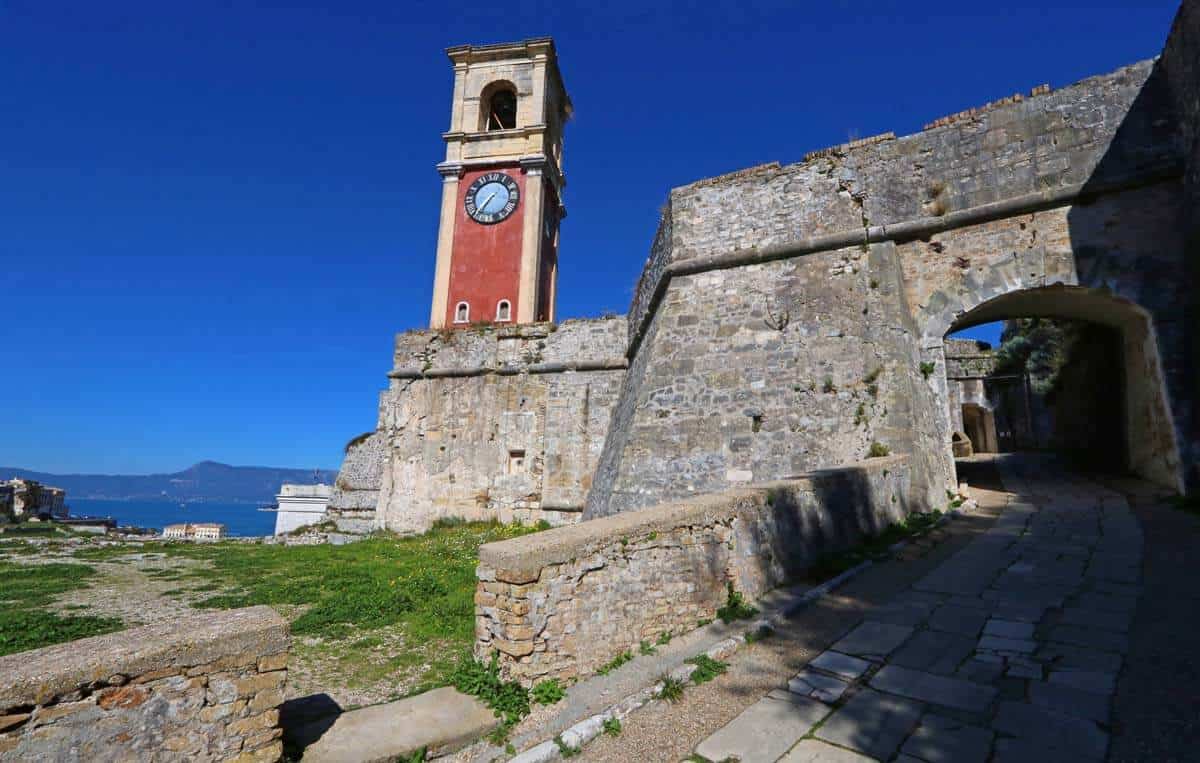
[485,87,517,131]
[508,449,526,474]
[454,302,470,323]
[496,300,512,322]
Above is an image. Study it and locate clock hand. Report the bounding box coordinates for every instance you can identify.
[479,191,498,212]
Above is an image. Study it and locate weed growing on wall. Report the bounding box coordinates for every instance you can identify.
[449,651,530,741]
[531,678,565,705]
[716,583,758,624]
[657,674,686,702]
[686,654,728,684]
[602,717,622,736]
[596,650,634,676]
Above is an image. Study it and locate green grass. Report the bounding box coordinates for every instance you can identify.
[0,560,123,655]
[89,521,539,644]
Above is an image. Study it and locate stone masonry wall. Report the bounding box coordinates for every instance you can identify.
[374,318,627,532]
[591,46,1195,516]
[0,606,288,762]
[587,243,940,517]
[1160,0,1200,488]
[476,456,910,684]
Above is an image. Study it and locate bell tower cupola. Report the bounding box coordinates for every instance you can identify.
[428,37,571,329]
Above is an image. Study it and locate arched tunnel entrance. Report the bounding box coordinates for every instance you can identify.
[937,285,1181,492]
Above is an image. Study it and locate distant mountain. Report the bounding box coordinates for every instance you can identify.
[0,461,337,504]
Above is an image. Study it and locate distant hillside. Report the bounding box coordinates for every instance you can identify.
[0,461,337,504]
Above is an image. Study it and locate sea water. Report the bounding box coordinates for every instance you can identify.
[69,498,275,537]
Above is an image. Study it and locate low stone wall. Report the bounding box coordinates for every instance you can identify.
[0,606,289,762]
[475,456,911,684]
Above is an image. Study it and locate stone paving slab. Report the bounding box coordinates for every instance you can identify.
[1046,624,1129,653]
[787,669,849,703]
[927,605,989,636]
[982,619,1034,639]
[1028,681,1111,723]
[809,651,872,682]
[992,700,1108,760]
[829,622,914,662]
[814,688,923,760]
[1048,668,1117,694]
[889,631,975,676]
[1059,606,1133,632]
[899,715,993,763]
[694,693,829,763]
[976,635,1037,654]
[778,739,877,762]
[869,665,997,713]
[1034,642,1123,672]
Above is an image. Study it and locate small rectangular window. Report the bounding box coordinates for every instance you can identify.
[507,449,526,474]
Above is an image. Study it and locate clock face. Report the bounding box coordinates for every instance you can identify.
[464,172,520,224]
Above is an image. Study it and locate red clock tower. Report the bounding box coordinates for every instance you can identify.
[428,38,571,329]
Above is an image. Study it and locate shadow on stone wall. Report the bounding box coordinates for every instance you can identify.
[1067,52,1195,491]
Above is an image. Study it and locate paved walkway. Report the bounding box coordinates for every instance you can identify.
[688,456,1142,762]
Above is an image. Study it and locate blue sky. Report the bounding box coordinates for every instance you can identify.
[1,1,1180,474]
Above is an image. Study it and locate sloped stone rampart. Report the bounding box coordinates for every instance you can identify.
[0,606,289,762]
[475,456,910,684]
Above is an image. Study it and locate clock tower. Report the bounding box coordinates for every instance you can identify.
[428,38,571,329]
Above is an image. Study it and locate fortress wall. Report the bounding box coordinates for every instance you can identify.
[476,456,909,684]
[0,607,288,762]
[592,49,1195,516]
[1161,0,1200,486]
[329,428,386,513]
[587,240,942,517]
[374,317,627,533]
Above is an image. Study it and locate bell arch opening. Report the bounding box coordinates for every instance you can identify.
[937,285,1181,492]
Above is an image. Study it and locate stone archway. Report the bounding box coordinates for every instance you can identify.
[921,285,1181,492]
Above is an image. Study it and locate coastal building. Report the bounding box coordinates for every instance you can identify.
[162,522,226,540]
[0,479,67,520]
[265,483,333,536]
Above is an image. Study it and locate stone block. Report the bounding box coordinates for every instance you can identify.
[0,713,29,734]
[229,709,280,736]
[815,688,923,760]
[696,694,830,763]
[248,687,286,714]
[779,739,876,762]
[787,670,849,703]
[300,687,497,762]
[831,622,914,661]
[229,740,284,762]
[891,631,975,676]
[900,716,993,763]
[991,700,1108,759]
[1048,669,1117,695]
[257,652,288,673]
[982,619,1035,640]
[494,638,534,657]
[870,665,997,712]
[1029,682,1111,723]
[235,670,286,699]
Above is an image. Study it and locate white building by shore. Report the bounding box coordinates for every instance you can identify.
[264,483,332,536]
[162,522,226,540]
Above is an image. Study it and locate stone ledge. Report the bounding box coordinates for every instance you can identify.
[0,606,288,710]
[479,456,909,582]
